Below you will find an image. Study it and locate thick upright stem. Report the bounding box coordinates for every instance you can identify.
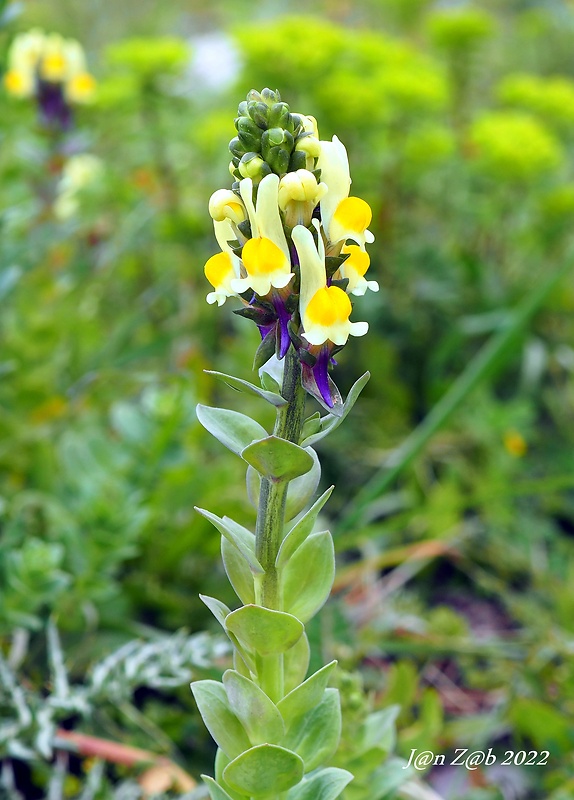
[255,346,306,603]
[254,346,306,700]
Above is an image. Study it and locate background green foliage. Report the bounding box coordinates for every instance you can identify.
[1,0,574,798]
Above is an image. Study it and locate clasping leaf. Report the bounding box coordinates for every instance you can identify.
[241,436,314,482]
[225,605,304,656]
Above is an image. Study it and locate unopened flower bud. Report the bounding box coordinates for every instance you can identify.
[268,102,291,129]
[265,127,290,147]
[229,161,241,179]
[267,147,291,176]
[247,100,269,129]
[289,150,307,172]
[301,115,319,137]
[238,152,267,179]
[229,136,247,159]
[209,189,246,224]
[296,133,321,158]
[236,116,263,152]
[278,169,327,228]
[261,87,281,105]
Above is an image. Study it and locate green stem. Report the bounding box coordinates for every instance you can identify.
[254,346,306,700]
[337,255,573,534]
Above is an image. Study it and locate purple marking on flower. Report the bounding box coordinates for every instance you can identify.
[273,295,292,359]
[258,322,276,340]
[313,347,334,408]
[37,81,72,130]
[289,240,300,267]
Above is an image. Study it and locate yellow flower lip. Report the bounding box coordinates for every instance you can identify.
[334,197,372,233]
[342,245,370,278]
[4,69,34,98]
[66,72,97,103]
[41,51,67,82]
[204,251,237,306]
[340,244,379,296]
[232,236,294,297]
[306,285,352,327]
[330,196,375,248]
[242,236,286,277]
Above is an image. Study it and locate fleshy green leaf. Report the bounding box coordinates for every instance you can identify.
[190,680,251,760]
[278,661,337,726]
[246,449,320,519]
[368,757,413,800]
[199,594,231,630]
[221,537,255,604]
[196,404,267,455]
[299,412,322,442]
[362,706,400,756]
[205,370,287,407]
[241,436,314,482]
[260,370,282,394]
[226,605,304,656]
[195,508,263,574]
[233,650,252,679]
[215,749,246,800]
[284,632,310,694]
[223,744,304,797]
[200,595,256,672]
[299,372,370,448]
[283,688,342,772]
[281,532,335,623]
[284,447,321,521]
[285,768,354,800]
[223,670,285,745]
[202,776,235,800]
[276,486,334,570]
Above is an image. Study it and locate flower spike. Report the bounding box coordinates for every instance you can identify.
[4,29,96,129]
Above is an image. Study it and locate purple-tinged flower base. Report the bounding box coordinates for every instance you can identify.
[273,296,292,359]
[312,347,332,407]
[37,81,72,131]
[301,346,343,413]
[257,322,276,340]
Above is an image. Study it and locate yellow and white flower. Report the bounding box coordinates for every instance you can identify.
[317,135,375,250]
[292,222,368,347]
[204,219,242,306]
[231,174,294,297]
[278,169,327,228]
[3,29,45,98]
[4,29,96,104]
[208,189,247,226]
[339,244,379,296]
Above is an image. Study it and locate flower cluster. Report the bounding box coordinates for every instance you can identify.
[3,29,96,129]
[204,88,378,410]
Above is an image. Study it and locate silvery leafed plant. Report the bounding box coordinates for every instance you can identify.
[192,87,378,800]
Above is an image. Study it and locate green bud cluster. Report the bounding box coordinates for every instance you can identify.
[229,88,310,182]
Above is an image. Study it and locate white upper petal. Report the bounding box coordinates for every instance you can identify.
[317,135,351,239]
